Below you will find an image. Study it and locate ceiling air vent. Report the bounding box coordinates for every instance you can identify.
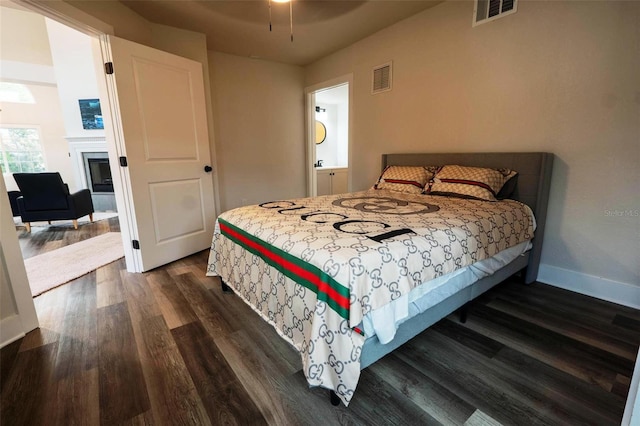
[372,62,392,94]
[473,0,517,26]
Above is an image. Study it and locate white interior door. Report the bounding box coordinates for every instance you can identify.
[104,35,216,272]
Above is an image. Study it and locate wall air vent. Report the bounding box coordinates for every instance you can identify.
[473,0,517,26]
[372,62,392,94]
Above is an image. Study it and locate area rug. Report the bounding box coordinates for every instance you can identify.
[14,212,118,229]
[24,232,124,297]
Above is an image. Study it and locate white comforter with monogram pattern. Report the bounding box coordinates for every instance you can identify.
[206,189,535,405]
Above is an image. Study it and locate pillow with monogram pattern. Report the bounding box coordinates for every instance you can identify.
[374,166,435,194]
[429,165,517,201]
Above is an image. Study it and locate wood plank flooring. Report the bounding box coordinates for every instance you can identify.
[2,218,638,425]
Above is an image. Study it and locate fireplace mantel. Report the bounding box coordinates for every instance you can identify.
[66,136,106,144]
[66,136,107,191]
[67,136,116,211]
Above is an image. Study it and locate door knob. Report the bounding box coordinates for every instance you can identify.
[204,165,213,173]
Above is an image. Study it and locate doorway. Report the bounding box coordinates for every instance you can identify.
[305,75,352,197]
[0,3,124,298]
[7,0,218,274]
[1,0,217,343]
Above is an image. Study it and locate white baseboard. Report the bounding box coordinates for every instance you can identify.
[0,315,26,349]
[538,264,640,310]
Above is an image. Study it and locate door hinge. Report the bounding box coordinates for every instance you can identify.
[119,156,128,167]
[132,240,140,250]
[105,62,114,74]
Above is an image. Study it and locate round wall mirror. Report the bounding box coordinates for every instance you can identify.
[315,121,327,144]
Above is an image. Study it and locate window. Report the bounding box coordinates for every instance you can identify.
[473,0,517,26]
[0,82,35,104]
[0,127,46,173]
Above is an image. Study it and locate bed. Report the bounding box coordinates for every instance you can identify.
[206,152,554,406]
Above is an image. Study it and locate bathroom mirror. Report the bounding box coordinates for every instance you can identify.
[315,121,326,144]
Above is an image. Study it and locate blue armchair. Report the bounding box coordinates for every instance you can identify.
[13,172,94,232]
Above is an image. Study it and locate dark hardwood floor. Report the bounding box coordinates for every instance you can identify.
[15,215,121,260]
[2,218,638,425]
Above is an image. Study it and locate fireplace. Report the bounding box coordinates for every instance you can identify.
[86,157,113,193]
[81,152,117,211]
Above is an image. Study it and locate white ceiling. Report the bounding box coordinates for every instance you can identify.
[117,0,443,66]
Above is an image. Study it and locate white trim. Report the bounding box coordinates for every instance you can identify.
[0,315,26,349]
[305,74,353,96]
[304,91,317,197]
[538,263,640,310]
[96,35,141,273]
[540,263,640,426]
[65,136,107,143]
[304,74,353,198]
[623,348,640,425]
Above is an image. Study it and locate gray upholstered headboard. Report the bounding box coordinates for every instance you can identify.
[382,152,554,283]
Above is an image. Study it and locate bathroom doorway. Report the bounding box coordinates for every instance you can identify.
[305,75,352,196]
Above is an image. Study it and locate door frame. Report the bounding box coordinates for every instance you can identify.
[303,74,353,197]
[0,0,115,345]
[95,35,141,272]
[18,0,218,273]
[16,1,145,267]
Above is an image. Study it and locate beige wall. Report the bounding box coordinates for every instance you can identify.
[0,6,52,65]
[151,23,206,63]
[305,1,640,290]
[209,52,306,211]
[66,0,152,45]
